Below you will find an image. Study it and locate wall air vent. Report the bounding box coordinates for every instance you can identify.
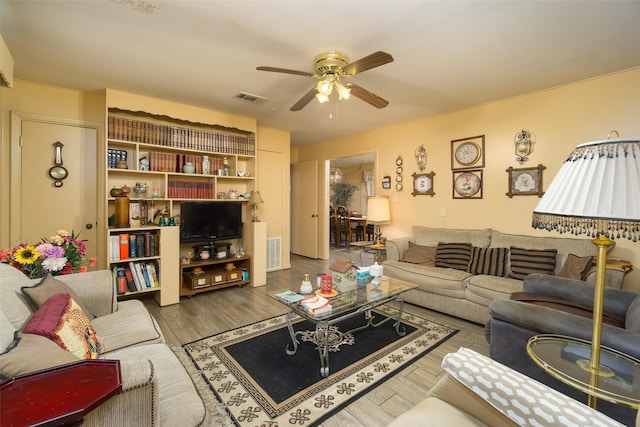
[233,91,268,104]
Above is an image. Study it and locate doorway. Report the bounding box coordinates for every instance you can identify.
[328,153,375,251]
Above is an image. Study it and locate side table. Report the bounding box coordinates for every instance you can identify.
[527,334,640,409]
[350,240,387,264]
[1,360,122,427]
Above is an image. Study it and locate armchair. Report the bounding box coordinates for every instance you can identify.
[487,274,640,426]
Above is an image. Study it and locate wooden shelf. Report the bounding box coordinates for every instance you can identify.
[180,256,251,297]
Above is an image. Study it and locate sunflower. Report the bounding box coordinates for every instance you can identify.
[13,245,40,265]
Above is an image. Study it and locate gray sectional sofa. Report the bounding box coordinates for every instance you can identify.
[0,263,206,426]
[383,226,626,324]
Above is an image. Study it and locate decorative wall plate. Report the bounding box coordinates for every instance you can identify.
[453,170,483,199]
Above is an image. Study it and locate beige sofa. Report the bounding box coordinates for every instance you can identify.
[0,263,206,426]
[389,347,634,427]
[383,226,625,324]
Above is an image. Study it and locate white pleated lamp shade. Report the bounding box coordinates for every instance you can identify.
[532,139,640,241]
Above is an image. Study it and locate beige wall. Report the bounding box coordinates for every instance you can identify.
[1,81,106,249]
[256,125,292,269]
[296,68,640,292]
[1,81,291,273]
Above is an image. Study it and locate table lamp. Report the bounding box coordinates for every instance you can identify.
[249,190,264,222]
[532,136,640,407]
[367,196,391,245]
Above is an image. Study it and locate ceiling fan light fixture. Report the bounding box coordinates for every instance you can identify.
[316,92,330,103]
[316,79,333,96]
[336,82,351,100]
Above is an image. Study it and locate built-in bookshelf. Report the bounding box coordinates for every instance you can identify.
[105,100,256,305]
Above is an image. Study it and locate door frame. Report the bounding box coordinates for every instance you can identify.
[10,111,106,266]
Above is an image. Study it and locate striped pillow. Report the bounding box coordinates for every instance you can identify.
[509,246,557,280]
[435,242,472,271]
[468,247,507,276]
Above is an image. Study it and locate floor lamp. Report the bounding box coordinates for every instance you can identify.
[367,196,390,245]
[532,136,640,408]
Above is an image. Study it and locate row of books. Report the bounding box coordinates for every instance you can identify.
[167,180,213,199]
[108,115,255,155]
[114,261,159,294]
[148,152,227,175]
[108,148,128,168]
[109,232,159,261]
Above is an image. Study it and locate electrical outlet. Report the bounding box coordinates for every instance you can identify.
[440,208,446,217]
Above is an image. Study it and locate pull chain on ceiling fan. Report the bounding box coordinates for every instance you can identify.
[257,51,394,111]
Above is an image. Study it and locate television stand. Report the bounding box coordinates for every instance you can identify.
[180,255,251,297]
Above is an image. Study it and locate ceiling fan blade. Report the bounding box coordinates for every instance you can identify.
[342,51,394,76]
[290,87,318,111]
[348,84,389,109]
[256,66,315,77]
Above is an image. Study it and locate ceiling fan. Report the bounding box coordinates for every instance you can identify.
[257,51,394,111]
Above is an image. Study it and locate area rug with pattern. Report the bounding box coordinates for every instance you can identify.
[181,305,457,426]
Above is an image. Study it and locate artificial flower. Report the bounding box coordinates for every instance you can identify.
[2,230,94,279]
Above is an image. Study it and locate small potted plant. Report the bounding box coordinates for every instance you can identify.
[331,181,359,208]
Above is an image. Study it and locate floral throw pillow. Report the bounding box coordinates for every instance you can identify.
[23,293,100,359]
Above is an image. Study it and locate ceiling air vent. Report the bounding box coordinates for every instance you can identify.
[233,91,268,104]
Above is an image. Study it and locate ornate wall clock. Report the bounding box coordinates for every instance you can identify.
[453,170,483,199]
[451,135,485,170]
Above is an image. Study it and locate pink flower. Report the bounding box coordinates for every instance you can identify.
[0,249,11,262]
[88,257,97,267]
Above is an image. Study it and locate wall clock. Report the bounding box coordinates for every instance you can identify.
[451,135,485,170]
[453,170,483,199]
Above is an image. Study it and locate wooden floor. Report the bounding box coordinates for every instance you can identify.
[142,247,490,427]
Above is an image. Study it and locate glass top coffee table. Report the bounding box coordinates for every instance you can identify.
[527,334,640,409]
[270,277,417,377]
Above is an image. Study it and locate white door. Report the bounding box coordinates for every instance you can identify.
[14,118,99,263]
[291,160,318,258]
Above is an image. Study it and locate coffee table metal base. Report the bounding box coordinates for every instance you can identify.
[285,300,408,377]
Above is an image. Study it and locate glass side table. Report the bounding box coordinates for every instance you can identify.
[527,334,640,409]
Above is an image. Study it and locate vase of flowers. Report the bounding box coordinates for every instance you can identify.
[1,229,97,279]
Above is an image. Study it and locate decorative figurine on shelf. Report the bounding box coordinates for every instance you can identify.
[139,156,150,171]
[181,252,193,265]
[235,245,245,258]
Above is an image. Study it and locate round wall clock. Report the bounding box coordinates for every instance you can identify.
[454,171,482,198]
[455,142,481,166]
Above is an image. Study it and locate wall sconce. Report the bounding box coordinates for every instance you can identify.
[415,145,427,172]
[514,130,534,164]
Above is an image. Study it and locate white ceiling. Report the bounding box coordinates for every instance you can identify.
[2,1,640,147]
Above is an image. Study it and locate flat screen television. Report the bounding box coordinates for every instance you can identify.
[180,201,243,243]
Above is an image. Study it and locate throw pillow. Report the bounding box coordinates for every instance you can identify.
[0,332,79,379]
[22,274,95,320]
[509,247,557,280]
[435,242,472,271]
[468,247,507,277]
[401,242,437,266]
[558,254,593,280]
[23,293,100,359]
[442,348,623,427]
